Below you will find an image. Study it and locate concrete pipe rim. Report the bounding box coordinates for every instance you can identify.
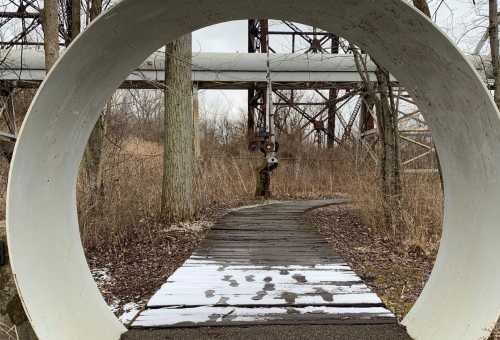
[7,0,500,339]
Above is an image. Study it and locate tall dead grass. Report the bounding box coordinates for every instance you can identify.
[345,165,443,254]
[0,132,443,256]
[77,137,350,250]
[76,133,442,256]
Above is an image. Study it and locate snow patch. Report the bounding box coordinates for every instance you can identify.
[168,220,213,233]
[229,200,282,212]
[119,302,141,325]
[91,268,112,284]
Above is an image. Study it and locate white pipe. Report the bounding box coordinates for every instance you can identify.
[0,49,494,85]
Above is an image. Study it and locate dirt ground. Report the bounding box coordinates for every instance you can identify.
[85,199,258,315]
[123,324,412,340]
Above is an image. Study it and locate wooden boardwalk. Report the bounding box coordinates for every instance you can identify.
[127,199,403,333]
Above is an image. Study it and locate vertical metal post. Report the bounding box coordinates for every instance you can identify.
[327,35,340,149]
[265,33,278,167]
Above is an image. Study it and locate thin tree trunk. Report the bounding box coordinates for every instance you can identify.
[490,0,500,109]
[375,66,402,229]
[41,0,60,70]
[326,89,337,149]
[161,34,194,221]
[327,35,340,149]
[71,0,81,41]
[192,83,201,159]
[89,0,102,21]
[84,0,105,211]
[65,0,80,45]
[255,159,271,198]
[353,47,402,229]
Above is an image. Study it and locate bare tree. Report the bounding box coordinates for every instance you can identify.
[327,35,340,149]
[369,0,438,226]
[89,0,102,21]
[192,83,201,158]
[84,0,105,210]
[375,65,402,228]
[161,34,195,221]
[42,0,60,70]
[65,0,81,44]
[353,47,401,228]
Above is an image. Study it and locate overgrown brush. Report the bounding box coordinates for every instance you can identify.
[75,134,442,255]
[345,165,443,254]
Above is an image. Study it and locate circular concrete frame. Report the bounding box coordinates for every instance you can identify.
[6,0,500,339]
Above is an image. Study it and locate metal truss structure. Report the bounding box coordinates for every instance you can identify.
[246,19,439,171]
[247,19,344,149]
[0,0,41,48]
[2,4,493,172]
[0,0,42,161]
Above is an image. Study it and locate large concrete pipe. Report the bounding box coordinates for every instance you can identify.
[6,0,500,339]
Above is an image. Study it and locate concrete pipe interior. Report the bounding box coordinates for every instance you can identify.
[6,0,500,339]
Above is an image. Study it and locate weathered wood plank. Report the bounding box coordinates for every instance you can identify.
[130,200,395,329]
[132,306,395,328]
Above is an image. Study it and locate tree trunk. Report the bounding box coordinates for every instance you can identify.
[327,35,340,149]
[84,0,105,211]
[65,0,81,44]
[192,83,201,159]
[375,66,402,229]
[1,222,38,340]
[326,89,337,149]
[161,34,194,221]
[89,0,102,21]
[41,0,60,70]
[490,0,500,109]
[255,160,271,198]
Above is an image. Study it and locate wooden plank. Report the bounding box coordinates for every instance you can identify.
[132,306,395,328]
[131,200,394,329]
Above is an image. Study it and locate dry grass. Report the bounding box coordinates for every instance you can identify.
[74,132,443,259]
[0,130,443,256]
[77,137,353,250]
[345,167,443,255]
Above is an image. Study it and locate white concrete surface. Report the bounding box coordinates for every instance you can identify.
[6,0,500,340]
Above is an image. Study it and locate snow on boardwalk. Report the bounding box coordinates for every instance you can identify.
[130,200,395,328]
